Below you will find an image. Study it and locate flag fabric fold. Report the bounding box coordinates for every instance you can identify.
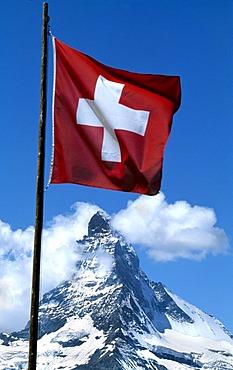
[50,37,181,195]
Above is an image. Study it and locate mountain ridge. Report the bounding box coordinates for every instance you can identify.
[0,211,232,369]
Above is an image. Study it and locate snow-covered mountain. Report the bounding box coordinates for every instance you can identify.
[0,211,233,369]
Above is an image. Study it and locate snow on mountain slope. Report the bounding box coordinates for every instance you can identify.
[0,211,232,370]
[164,287,232,341]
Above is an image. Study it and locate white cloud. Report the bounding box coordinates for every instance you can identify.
[111,193,229,261]
[0,202,99,333]
[0,194,229,333]
[41,202,100,293]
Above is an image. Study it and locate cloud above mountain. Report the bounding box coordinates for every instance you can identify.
[0,193,229,332]
[112,193,229,261]
[0,202,100,333]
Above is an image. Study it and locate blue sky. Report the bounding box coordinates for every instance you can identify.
[0,0,233,334]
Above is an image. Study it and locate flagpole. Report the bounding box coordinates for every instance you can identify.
[28,3,49,369]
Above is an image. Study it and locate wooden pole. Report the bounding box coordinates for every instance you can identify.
[28,3,49,369]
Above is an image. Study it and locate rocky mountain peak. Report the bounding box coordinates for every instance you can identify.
[1,212,233,370]
[88,211,111,236]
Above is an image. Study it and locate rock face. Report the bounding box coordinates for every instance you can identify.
[0,211,233,369]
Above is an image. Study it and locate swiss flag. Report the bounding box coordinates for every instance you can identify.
[51,38,181,195]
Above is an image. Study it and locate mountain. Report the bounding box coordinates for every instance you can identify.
[0,211,233,369]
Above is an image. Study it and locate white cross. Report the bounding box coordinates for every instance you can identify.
[76,75,150,162]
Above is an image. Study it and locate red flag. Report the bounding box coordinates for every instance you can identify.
[51,38,181,195]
